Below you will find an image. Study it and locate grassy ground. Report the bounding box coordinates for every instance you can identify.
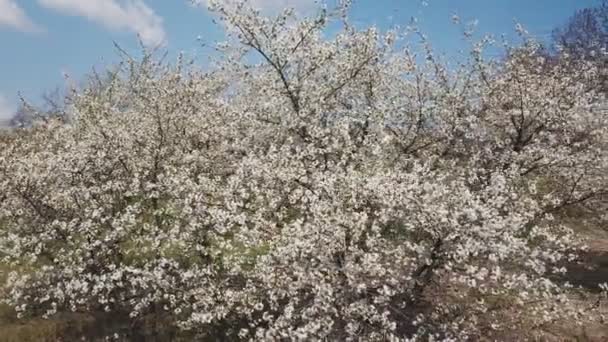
[544,214,608,342]
[0,309,94,342]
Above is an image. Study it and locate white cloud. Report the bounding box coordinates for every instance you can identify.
[38,0,166,46]
[0,94,16,126]
[0,0,41,32]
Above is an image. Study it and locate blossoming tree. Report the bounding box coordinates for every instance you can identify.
[0,1,606,340]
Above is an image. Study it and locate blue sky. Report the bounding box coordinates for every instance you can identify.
[0,0,602,122]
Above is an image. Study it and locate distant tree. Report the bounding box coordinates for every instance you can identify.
[8,103,31,128]
[542,1,608,94]
[551,0,608,60]
[10,87,69,128]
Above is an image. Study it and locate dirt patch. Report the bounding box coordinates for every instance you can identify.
[565,239,608,291]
